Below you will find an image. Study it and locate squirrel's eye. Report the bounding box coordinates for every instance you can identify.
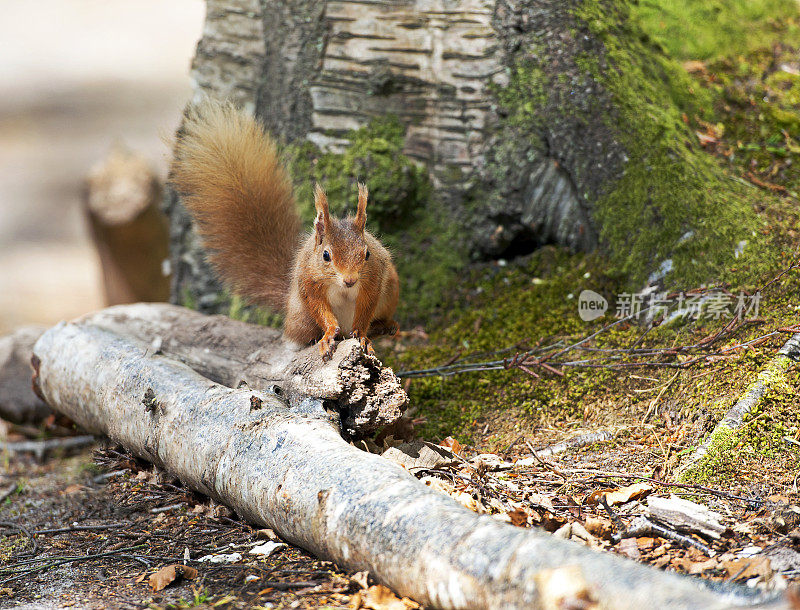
[365,249,370,260]
[323,250,331,262]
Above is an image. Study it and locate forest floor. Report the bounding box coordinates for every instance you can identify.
[3,1,800,609]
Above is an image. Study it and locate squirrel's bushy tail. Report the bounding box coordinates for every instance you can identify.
[170,100,300,312]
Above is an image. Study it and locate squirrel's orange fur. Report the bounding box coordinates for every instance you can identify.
[171,100,399,359]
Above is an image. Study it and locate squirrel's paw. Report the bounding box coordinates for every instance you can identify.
[350,330,374,356]
[319,326,339,362]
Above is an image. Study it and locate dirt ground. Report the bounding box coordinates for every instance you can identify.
[2,409,799,609]
[2,445,354,610]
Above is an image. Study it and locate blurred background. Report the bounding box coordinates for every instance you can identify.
[0,0,205,333]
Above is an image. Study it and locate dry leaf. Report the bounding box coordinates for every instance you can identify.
[527,493,556,513]
[672,556,717,575]
[602,483,653,506]
[617,538,640,560]
[650,543,669,558]
[683,60,707,73]
[653,555,671,568]
[696,130,718,146]
[439,436,462,456]
[361,584,419,610]
[540,511,567,532]
[60,484,86,495]
[584,488,615,505]
[720,557,772,582]
[636,537,656,552]
[584,517,612,540]
[256,528,278,540]
[148,564,198,592]
[508,508,528,527]
[350,570,370,590]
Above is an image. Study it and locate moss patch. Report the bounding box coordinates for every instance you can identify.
[573,1,773,288]
[283,116,431,229]
[632,0,800,61]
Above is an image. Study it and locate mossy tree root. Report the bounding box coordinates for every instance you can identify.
[676,333,800,482]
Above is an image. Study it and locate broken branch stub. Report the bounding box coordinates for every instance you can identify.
[31,312,784,609]
[75,303,406,435]
[0,325,51,424]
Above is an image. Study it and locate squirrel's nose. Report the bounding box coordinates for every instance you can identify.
[344,277,358,288]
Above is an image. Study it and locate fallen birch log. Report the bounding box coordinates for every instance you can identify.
[31,310,785,609]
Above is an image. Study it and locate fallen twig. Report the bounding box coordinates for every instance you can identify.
[564,469,762,506]
[397,264,800,379]
[0,545,147,586]
[529,431,614,459]
[0,483,18,505]
[33,523,130,535]
[150,503,186,514]
[1,435,96,460]
[612,514,715,556]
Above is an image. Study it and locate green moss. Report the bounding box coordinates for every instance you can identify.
[677,350,799,483]
[386,248,630,443]
[483,0,775,289]
[679,424,740,484]
[632,0,800,61]
[572,1,771,288]
[380,0,800,467]
[283,116,431,229]
[227,294,283,328]
[181,287,197,311]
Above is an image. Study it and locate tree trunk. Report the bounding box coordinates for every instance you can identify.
[166,0,759,313]
[84,146,170,305]
[31,310,784,610]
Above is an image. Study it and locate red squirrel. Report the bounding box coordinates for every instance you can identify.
[170,100,399,360]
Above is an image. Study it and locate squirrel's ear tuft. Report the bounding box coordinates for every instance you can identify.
[314,211,325,245]
[355,182,368,232]
[314,184,330,245]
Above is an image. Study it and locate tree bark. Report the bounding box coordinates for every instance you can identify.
[0,326,51,424]
[31,312,784,610]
